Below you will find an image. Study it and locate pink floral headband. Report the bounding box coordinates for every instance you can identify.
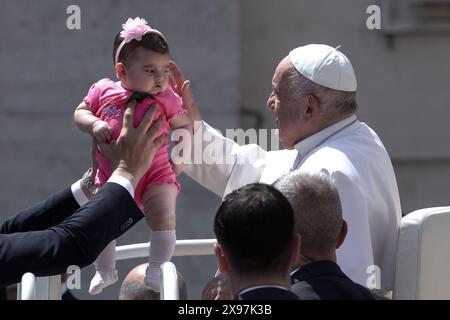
[114,17,166,65]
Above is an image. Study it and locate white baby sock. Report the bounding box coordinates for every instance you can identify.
[144,230,176,292]
[89,240,118,295]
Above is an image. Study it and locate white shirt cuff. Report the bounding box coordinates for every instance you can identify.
[71,181,89,206]
[107,174,135,198]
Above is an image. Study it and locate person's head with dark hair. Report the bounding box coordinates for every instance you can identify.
[113,30,169,66]
[213,183,300,297]
[112,17,171,96]
[119,263,187,300]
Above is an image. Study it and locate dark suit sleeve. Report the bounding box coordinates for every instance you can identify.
[0,187,79,234]
[0,182,143,287]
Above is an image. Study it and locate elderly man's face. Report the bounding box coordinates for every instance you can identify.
[267,57,307,149]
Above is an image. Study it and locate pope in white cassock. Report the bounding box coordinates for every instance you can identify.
[174,44,402,292]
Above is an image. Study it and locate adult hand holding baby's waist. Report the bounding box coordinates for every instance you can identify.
[97,99,165,189]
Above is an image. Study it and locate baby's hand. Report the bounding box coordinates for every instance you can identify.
[92,120,113,143]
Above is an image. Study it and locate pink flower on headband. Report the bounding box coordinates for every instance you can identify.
[120,17,152,43]
[115,17,165,64]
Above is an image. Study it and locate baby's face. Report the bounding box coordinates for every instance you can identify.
[124,47,170,95]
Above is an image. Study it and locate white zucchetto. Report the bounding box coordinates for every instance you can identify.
[289,44,357,92]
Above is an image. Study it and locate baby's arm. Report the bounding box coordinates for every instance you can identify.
[74,101,112,142]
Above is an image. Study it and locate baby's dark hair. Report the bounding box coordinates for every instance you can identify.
[113,32,169,66]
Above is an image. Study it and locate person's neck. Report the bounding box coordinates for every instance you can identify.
[229,272,291,296]
[323,112,356,130]
[294,250,337,269]
[118,81,143,94]
[292,112,356,147]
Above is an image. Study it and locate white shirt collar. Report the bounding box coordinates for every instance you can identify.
[294,114,358,160]
[238,284,288,295]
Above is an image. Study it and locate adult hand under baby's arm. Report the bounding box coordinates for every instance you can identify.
[98,100,165,190]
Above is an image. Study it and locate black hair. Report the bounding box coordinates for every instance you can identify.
[112,31,169,66]
[214,183,295,276]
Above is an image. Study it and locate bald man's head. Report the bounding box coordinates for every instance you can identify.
[119,263,187,300]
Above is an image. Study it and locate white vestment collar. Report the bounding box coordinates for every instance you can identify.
[294,114,358,160]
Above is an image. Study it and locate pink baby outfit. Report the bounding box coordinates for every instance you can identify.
[84,78,185,207]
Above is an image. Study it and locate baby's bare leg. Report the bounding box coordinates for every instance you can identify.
[142,183,178,291]
[142,183,177,230]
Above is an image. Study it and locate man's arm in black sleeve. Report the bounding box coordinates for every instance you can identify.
[0,182,143,287]
[0,187,79,234]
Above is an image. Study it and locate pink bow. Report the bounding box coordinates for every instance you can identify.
[115,17,165,64]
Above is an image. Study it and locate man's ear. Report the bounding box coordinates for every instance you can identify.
[115,63,127,80]
[290,233,301,268]
[336,220,348,249]
[214,244,229,273]
[303,94,320,121]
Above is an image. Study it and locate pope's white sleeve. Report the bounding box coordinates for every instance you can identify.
[183,121,267,197]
